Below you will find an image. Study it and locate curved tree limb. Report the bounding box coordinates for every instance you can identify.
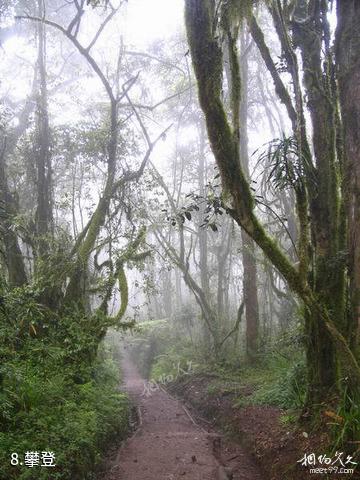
[16,14,115,102]
[184,0,360,386]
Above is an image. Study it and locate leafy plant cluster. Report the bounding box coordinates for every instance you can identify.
[245,355,307,409]
[254,135,318,195]
[130,317,307,410]
[163,172,226,232]
[231,327,307,409]
[129,318,199,381]
[330,385,360,452]
[0,283,129,480]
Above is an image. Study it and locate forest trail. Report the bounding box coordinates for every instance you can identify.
[103,346,263,480]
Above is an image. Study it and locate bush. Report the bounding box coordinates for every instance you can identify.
[129,318,198,382]
[150,344,197,383]
[250,357,307,408]
[232,352,307,410]
[0,286,130,480]
[331,388,360,453]
[0,349,129,480]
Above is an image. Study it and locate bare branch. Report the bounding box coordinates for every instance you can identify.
[112,123,173,193]
[117,87,191,112]
[67,0,85,37]
[124,50,186,76]
[123,85,151,146]
[248,13,297,130]
[86,4,118,52]
[16,14,115,102]
[218,301,244,349]
[117,73,139,103]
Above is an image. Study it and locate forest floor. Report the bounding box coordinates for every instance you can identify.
[101,347,263,480]
[167,373,360,480]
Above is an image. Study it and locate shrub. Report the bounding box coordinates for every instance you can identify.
[0,287,130,480]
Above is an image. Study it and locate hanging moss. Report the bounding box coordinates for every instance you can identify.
[100,226,151,326]
[221,0,254,28]
[113,263,128,323]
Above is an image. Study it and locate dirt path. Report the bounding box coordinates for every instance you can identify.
[103,347,263,480]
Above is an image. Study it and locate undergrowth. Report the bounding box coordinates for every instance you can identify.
[130,319,307,410]
[0,285,130,480]
[129,318,199,382]
[330,386,360,455]
[233,353,306,409]
[129,317,359,463]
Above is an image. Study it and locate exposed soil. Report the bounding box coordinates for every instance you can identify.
[168,374,360,480]
[101,347,263,480]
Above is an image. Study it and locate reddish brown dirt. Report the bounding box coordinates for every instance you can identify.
[169,374,360,480]
[102,348,263,480]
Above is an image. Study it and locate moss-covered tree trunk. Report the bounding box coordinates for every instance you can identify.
[239,32,259,362]
[184,0,360,407]
[34,0,53,258]
[0,135,27,287]
[198,122,212,349]
[336,0,360,356]
[0,187,27,287]
[293,1,342,404]
[64,114,117,309]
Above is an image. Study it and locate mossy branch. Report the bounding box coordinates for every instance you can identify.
[16,14,115,102]
[247,13,297,130]
[97,227,150,324]
[185,0,300,290]
[112,264,128,323]
[185,0,360,381]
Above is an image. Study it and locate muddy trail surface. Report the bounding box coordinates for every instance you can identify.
[103,347,263,480]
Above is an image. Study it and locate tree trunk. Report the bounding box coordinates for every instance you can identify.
[162,268,173,318]
[64,102,117,308]
[198,121,211,349]
[239,31,260,362]
[35,0,53,256]
[0,205,27,287]
[294,2,343,403]
[0,146,27,287]
[336,0,360,352]
[242,232,259,361]
[184,0,360,403]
